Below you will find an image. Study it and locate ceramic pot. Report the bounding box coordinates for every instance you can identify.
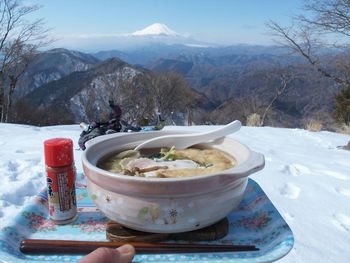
[81,130,265,233]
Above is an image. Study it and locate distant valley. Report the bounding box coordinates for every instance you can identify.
[11,43,340,129]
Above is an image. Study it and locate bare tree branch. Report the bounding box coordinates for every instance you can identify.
[0,0,51,122]
[301,0,350,36]
[267,18,350,86]
[267,0,350,126]
[260,69,296,126]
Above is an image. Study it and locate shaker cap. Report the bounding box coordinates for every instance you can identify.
[44,138,74,167]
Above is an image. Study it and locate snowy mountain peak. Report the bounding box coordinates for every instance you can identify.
[131,23,180,37]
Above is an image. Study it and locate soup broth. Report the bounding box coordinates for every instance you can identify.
[98,147,236,178]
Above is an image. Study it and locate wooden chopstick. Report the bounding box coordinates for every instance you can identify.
[20,239,258,254]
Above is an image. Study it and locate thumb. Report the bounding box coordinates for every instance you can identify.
[79,244,135,263]
[116,244,135,262]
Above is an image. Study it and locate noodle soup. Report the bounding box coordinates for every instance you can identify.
[98,147,236,178]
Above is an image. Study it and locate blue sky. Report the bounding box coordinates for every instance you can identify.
[27,0,304,49]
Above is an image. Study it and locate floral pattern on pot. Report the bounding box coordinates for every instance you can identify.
[161,202,184,224]
[137,202,185,225]
[137,204,160,222]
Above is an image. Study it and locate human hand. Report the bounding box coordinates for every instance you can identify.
[79,244,135,263]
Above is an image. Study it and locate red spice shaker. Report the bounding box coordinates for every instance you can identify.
[44,138,77,224]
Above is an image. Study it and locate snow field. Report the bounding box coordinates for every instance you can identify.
[0,124,349,262]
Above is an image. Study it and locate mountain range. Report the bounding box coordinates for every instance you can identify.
[20,57,145,123]
[15,48,99,98]
[11,23,341,128]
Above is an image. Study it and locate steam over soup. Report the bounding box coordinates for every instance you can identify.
[98,147,236,178]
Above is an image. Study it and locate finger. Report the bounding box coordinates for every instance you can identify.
[116,244,135,262]
[79,244,135,263]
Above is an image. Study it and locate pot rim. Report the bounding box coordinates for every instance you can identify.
[81,131,265,184]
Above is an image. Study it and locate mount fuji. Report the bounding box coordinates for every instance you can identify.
[123,23,210,48]
[130,23,181,37]
[85,23,215,63]
[60,23,212,51]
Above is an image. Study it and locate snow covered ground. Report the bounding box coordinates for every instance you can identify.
[0,123,349,262]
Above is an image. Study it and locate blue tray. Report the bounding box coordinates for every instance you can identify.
[0,174,294,262]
